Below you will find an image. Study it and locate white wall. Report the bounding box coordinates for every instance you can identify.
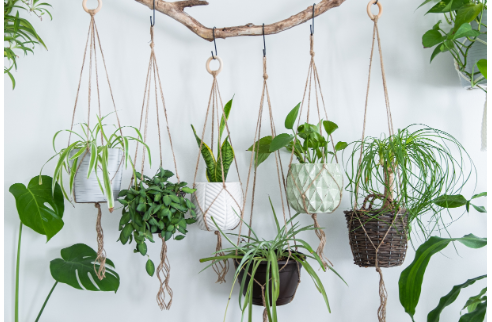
[4,0,487,321]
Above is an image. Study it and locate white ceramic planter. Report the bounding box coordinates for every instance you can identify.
[69,148,124,203]
[192,182,243,231]
[286,163,343,214]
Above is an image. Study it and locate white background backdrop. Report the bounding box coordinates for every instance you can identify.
[4,0,488,321]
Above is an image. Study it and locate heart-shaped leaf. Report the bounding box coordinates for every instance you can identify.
[269,133,294,152]
[9,175,64,241]
[50,243,119,292]
[285,103,300,130]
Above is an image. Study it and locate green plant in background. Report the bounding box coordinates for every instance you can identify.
[191,97,234,182]
[117,167,197,276]
[4,0,52,89]
[432,192,487,213]
[199,199,346,322]
[41,113,150,212]
[344,124,474,239]
[248,103,347,168]
[419,0,487,91]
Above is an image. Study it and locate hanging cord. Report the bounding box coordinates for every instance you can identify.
[94,202,106,280]
[156,233,172,310]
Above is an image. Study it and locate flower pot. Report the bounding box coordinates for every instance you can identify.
[233,252,302,306]
[286,163,343,214]
[344,209,408,268]
[457,10,487,89]
[69,148,124,203]
[192,182,243,231]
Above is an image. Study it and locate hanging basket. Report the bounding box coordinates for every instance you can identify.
[344,209,408,268]
[286,163,343,214]
[69,148,123,203]
[192,182,243,231]
[233,252,302,306]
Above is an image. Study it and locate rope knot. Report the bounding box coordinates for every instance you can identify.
[211,71,218,77]
[150,42,155,49]
[310,50,315,57]
[263,73,269,80]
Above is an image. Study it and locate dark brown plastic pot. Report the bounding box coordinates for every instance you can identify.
[233,252,302,306]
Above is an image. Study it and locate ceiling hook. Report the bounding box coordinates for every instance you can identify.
[211,27,217,59]
[310,4,315,35]
[262,23,266,57]
[150,0,155,26]
[374,0,378,4]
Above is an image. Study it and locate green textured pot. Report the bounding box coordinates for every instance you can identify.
[286,163,343,214]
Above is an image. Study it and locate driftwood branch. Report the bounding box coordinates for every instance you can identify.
[135,0,347,41]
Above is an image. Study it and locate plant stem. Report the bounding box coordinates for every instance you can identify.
[15,222,22,322]
[34,281,58,322]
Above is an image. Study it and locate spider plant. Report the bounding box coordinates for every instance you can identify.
[40,113,151,211]
[199,198,346,322]
[344,124,474,239]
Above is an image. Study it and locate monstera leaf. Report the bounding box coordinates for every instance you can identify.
[9,175,64,241]
[50,243,119,292]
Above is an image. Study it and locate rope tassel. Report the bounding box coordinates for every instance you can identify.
[94,202,106,280]
[157,234,173,310]
[212,231,229,284]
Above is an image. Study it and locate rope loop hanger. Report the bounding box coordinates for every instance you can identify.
[284,3,343,270]
[191,33,245,284]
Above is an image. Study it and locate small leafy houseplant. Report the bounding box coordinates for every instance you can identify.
[41,114,150,212]
[249,103,347,214]
[419,0,487,90]
[190,97,243,231]
[199,199,346,322]
[117,167,197,276]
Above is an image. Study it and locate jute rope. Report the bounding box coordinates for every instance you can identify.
[285,33,342,270]
[68,10,123,280]
[191,55,245,283]
[129,26,181,309]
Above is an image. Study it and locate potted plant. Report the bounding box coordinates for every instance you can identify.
[190,98,242,231]
[344,124,473,268]
[419,0,487,90]
[199,199,345,322]
[249,103,347,214]
[41,114,149,212]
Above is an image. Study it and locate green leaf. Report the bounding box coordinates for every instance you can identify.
[146,259,155,277]
[427,275,487,322]
[453,4,484,33]
[458,301,487,322]
[427,0,469,13]
[462,287,487,312]
[432,194,467,208]
[181,187,196,194]
[175,235,185,240]
[269,133,294,152]
[399,234,487,320]
[423,30,445,48]
[247,136,272,153]
[430,45,443,62]
[285,103,300,130]
[335,141,348,151]
[452,23,481,40]
[471,192,487,200]
[137,242,147,255]
[9,175,64,241]
[219,97,233,140]
[50,243,119,292]
[216,137,234,182]
[477,60,487,80]
[191,124,217,182]
[322,120,338,136]
[472,204,486,213]
[254,153,271,168]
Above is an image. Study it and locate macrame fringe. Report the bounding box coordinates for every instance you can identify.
[311,214,332,270]
[212,231,229,284]
[481,95,487,151]
[156,234,172,310]
[94,202,106,280]
[376,265,388,322]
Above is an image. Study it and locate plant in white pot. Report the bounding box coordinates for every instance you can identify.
[190,98,242,232]
[41,114,150,212]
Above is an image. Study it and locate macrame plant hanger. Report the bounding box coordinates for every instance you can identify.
[128,4,180,310]
[235,24,301,322]
[191,31,245,283]
[286,5,342,270]
[348,2,407,321]
[68,0,124,281]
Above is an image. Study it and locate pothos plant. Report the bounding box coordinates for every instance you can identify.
[40,114,150,211]
[420,0,487,91]
[248,103,347,168]
[344,124,474,239]
[191,97,234,182]
[117,167,197,276]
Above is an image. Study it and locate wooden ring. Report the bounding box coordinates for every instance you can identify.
[206,56,223,75]
[82,0,103,15]
[367,0,383,20]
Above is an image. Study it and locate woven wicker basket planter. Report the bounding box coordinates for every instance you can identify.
[344,210,408,268]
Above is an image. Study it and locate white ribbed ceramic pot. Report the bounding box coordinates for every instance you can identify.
[192,182,243,231]
[286,163,343,214]
[69,148,124,203]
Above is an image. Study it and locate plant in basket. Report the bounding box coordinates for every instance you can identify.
[41,114,150,212]
[199,198,346,322]
[249,103,348,214]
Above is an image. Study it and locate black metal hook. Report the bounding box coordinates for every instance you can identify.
[374,0,378,4]
[310,4,315,35]
[211,27,217,59]
[150,0,155,26]
[262,24,266,57]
